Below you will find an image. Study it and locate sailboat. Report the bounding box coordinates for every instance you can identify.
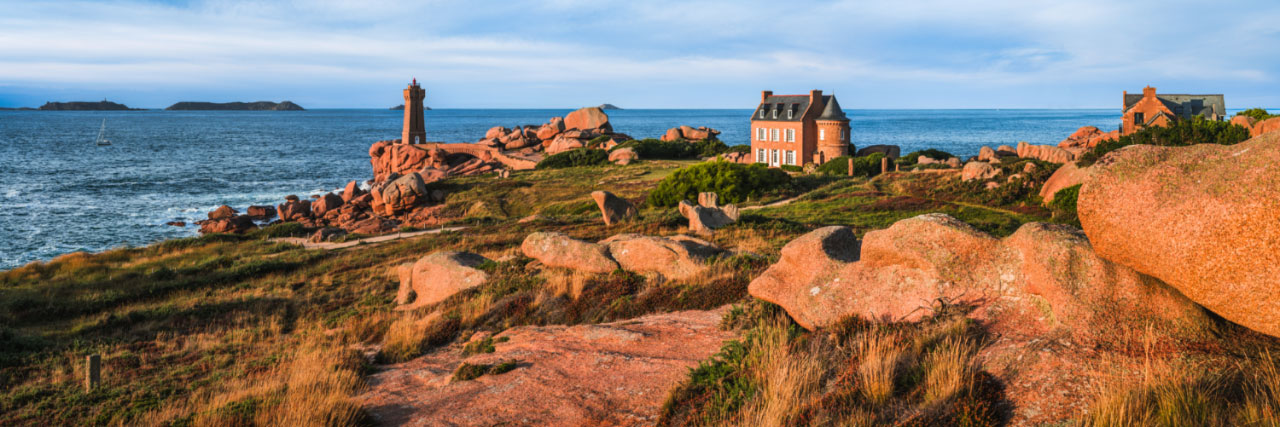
[95,119,112,146]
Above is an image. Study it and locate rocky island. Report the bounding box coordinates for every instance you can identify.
[390,104,429,110]
[597,103,622,110]
[164,101,304,111]
[37,100,143,110]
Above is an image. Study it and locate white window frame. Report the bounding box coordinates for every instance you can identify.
[785,129,795,142]
[772,109,778,119]
[785,150,795,165]
[787,109,793,119]
[819,128,825,140]
[771,149,779,166]
[756,127,765,141]
[771,129,779,142]
[756,148,765,163]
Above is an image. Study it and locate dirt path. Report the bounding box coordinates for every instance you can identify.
[273,226,466,250]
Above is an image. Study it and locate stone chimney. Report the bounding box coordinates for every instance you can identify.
[761,90,773,103]
[1143,86,1157,98]
[810,89,823,105]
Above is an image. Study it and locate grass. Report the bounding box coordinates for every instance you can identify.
[451,360,519,382]
[659,300,1004,426]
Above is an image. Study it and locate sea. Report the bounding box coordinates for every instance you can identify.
[0,108,1128,269]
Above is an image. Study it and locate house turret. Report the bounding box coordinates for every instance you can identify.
[815,95,850,163]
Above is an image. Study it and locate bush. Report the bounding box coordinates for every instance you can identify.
[535,148,609,169]
[1076,117,1251,166]
[1048,184,1080,226]
[779,165,803,173]
[249,222,307,239]
[900,149,954,165]
[1236,108,1277,122]
[646,161,791,207]
[611,138,731,159]
[816,153,886,177]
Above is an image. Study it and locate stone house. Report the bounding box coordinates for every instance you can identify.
[1121,86,1225,135]
[750,90,850,167]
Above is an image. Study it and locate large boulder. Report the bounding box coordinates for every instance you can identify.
[1017,141,1075,164]
[374,173,429,216]
[396,251,491,309]
[856,145,901,159]
[311,192,344,217]
[536,117,565,140]
[607,147,638,165]
[678,194,739,236]
[563,107,612,133]
[977,146,999,162]
[660,126,720,141]
[341,180,366,203]
[1057,126,1118,151]
[208,205,237,220]
[961,161,999,182]
[521,232,619,274]
[1078,134,1280,338]
[1039,162,1094,204]
[198,215,256,234]
[748,214,1207,336]
[277,196,312,221]
[1255,117,1280,137]
[590,191,637,226]
[246,205,276,219]
[601,234,721,281]
[546,136,587,155]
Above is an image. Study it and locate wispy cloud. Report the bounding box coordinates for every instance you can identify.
[0,0,1277,108]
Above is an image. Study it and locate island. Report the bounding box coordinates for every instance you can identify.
[0,107,36,111]
[38,100,143,110]
[165,101,304,111]
[597,103,622,110]
[390,104,429,110]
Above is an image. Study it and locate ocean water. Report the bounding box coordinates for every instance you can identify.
[0,108,1121,269]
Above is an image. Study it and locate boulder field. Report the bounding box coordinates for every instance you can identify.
[1078,132,1280,338]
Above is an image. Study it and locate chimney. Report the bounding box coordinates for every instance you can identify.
[761,90,772,103]
[810,89,823,105]
[1143,86,1156,97]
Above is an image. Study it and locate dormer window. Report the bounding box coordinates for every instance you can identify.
[786,107,793,119]
[771,107,777,119]
[759,108,765,119]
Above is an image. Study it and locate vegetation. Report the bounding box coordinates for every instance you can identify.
[1236,108,1278,122]
[535,148,610,169]
[816,153,887,177]
[899,149,954,166]
[646,161,792,207]
[451,360,519,382]
[1077,117,1251,166]
[1048,184,1081,227]
[612,138,732,159]
[660,300,1003,426]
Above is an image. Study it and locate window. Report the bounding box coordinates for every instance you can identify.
[819,129,826,140]
[772,108,778,119]
[756,128,765,141]
[1134,112,1145,125]
[785,129,795,142]
[771,129,780,141]
[771,149,779,165]
[785,150,795,165]
[756,148,765,163]
[787,108,793,119]
[759,108,765,119]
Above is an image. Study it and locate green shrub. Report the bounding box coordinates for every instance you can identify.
[1236,108,1278,122]
[724,145,751,154]
[535,148,609,169]
[586,135,613,149]
[646,161,791,207]
[1077,117,1251,166]
[249,222,307,239]
[451,360,519,382]
[779,165,803,173]
[900,149,954,165]
[1049,184,1080,226]
[611,138,731,159]
[816,153,886,177]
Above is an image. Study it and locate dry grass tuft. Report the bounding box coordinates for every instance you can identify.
[1082,351,1280,426]
[856,331,902,405]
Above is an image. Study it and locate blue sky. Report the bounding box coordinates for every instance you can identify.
[1,0,1278,109]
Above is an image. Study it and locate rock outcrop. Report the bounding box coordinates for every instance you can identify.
[373,173,430,216]
[208,205,237,220]
[1039,162,1094,204]
[277,196,312,222]
[198,215,256,234]
[564,107,612,133]
[246,205,276,219]
[961,161,999,182]
[748,214,1206,335]
[590,191,637,226]
[521,232,619,274]
[601,234,721,281]
[660,126,720,142]
[1016,141,1075,164]
[311,193,344,217]
[1057,126,1118,151]
[359,309,734,426]
[396,251,491,309]
[1078,133,1280,338]
[608,147,639,165]
[677,193,739,236]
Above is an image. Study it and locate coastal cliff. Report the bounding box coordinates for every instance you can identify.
[165,101,304,111]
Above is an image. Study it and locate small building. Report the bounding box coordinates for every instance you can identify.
[750,90,850,167]
[1121,86,1224,135]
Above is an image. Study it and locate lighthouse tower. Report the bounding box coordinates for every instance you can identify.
[815,95,850,163]
[402,79,426,144]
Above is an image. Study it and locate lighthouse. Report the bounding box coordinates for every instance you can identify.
[402,79,426,144]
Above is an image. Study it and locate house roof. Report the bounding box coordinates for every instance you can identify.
[817,95,848,121]
[1124,93,1225,119]
[752,94,832,122]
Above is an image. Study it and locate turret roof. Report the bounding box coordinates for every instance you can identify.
[817,95,848,121]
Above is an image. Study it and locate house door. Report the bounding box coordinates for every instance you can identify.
[770,149,780,167]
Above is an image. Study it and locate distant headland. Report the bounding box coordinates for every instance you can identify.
[37,100,144,111]
[597,104,622,110]
[166,101,304,111]
[390,104,430,110]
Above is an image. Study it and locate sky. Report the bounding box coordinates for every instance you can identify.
[1,0,1278,109]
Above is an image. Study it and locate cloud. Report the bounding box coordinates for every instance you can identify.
[0,0,1277,108]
